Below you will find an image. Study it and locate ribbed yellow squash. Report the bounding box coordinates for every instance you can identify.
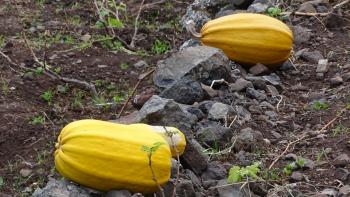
[200,13,294,67]
[54,119,186,193]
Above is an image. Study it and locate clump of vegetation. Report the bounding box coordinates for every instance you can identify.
[227,162,261,183]
[31,115,45,125]
[311,100,329,110]
[332,124,349,136]
[283,157,305,175]
[41,89,54,105]
[151,39,170,54]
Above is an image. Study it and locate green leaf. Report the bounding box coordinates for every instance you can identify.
[227,166,242,183]
[0,176,3,188]
[95,21,105,29]
[141,145,150,153]
[108,17,124,28]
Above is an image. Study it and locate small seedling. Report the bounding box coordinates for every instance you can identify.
[283,157,305,175]
[41,89,54,105]
[94,80,104,87]
[332,124,349,136]
[119,63,129,70]
[1,79,9,96]
[316,149,326,162]
[267,7,283,18]
[0,35,6,49]
[312,100,329,110]
[54,67,62,74]
[31,115,45,125]
[35,67,44,75]
[0,176,4,189]
[71,90,85,109]
[151,39,170,54]
[227,162,261,183]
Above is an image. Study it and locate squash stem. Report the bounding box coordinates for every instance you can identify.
[185,20,201,39]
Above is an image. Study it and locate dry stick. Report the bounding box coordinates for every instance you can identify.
[148,153,165,197]
[268,111,343,170]
[117,68,155,118]
[130,0,146,48]
[294,11,331,16]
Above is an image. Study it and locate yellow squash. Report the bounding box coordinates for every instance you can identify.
[54,119,186,193]
[198,13,294,67]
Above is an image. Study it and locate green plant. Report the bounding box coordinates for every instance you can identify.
[94,79,104,87]
[316,149,326,162]
[332,124,349,136]
[151,39,170,54]
[112,93,127,104]
[267,7,283,18]
[1,79,9,96]
[54,67,62,74]
[35,67,44,75]
[63,35,76,45]
[31,115,45,125]
[41,89,54,105]
[227,162,261,183]
[68,15,81,26]
[95,0,125,30]
[283,157,304,175]
[71,90,85,109]
[0,176,3,190]
[312,100,329,110]
[0,35,6,49]
[119,63,129,70]
[346,103,350,110]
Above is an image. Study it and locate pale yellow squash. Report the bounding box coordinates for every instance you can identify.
[199,13,294,67]
[54,119,186,193]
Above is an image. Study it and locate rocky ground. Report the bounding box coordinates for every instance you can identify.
[1,0,350,197]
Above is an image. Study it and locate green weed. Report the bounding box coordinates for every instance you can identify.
[227,162,261,183]
[41,89,54,105]
[30,115,45,125]
[332,124,349,136]
[312,100,329,110]
[151,39,170,54]
[119,63,129,70]
[1,79,9,96]
[0,35,6,49]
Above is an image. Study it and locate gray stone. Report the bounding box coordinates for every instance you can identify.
[260,101,275,110]
[216,179,251,197]
[159,76,204,105]
[232,0,254,8]
[293,25,312,45]
[266,85,279,97]
[335,168,349,181]
[247,2,269,13]
[263,73,282,88]
[182,139,209,175]
[303,158,316,169]
[180,39,201,50]
[176,179,196,197]
[201,84,219,98]
[316,72,325,80]
[185,169,202,189]
[181,4,211,30]
[298,2,317,13]
[249,63,270,76]
[80,34,91,42]
[196,121,233,146]
[19,169,32,178]
[290,171,304,182]
[245,76,267,90]
[32,178,90,197]
[201,161,227,180]
[330,76,343,87]
[265,111,278,120]
[215,4,236,18]
[334,153,350,167]
[271,131,282,139]
[300,50,324,63]
[343,72,350,81]
[234,105,252,124]
[229,78,253,92]
[339,185,350,196]
[246,88,267,101]
[280,61,295,71]
[197,100,216,114]
[133,60,148,69]
[171,159,180,178]
[105,190,131,197]
[234,127,263,151]
[316,59,329,73]
[208,102,235,121]
[138,95,198,136]
[285,153,298,161]
[248,105,262,114]
[321,188,338,197]
[153,46,232,89]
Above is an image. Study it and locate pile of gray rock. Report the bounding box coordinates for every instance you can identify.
[32,0,350,196]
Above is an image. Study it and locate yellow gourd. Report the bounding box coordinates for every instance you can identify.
[54,119,186,193]
[187,13,294,67]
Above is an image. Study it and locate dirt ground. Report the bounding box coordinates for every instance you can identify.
[0,0,349,196]
[0,0,189,195]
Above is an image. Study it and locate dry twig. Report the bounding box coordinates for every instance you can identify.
[130,0,146,48]
[117,68,155,118]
